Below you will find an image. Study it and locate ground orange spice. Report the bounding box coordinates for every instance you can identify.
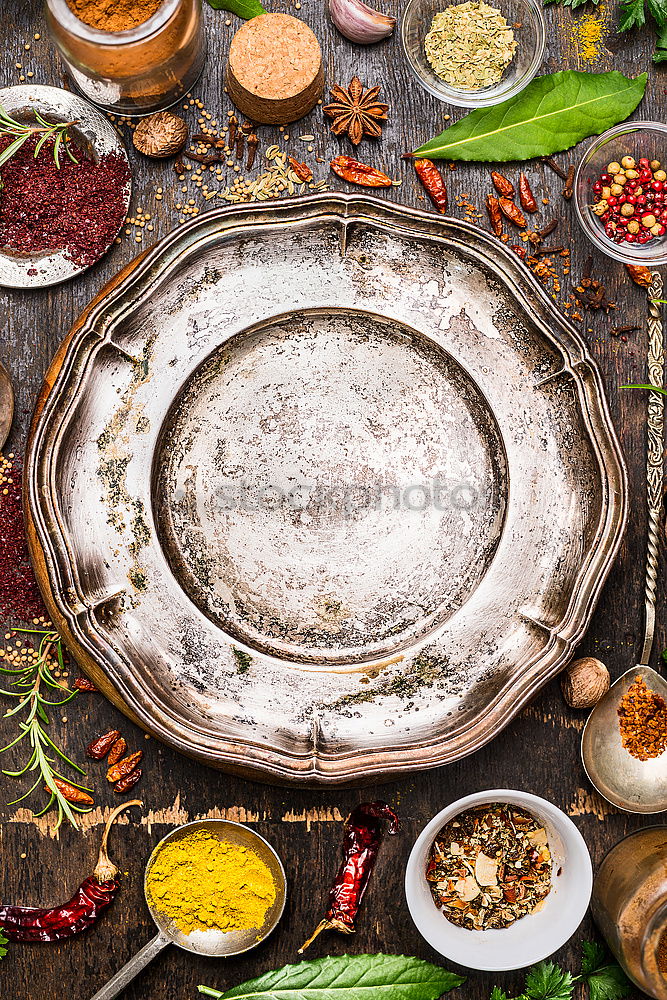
[658,926,667,976]
[65,0,162,31]
[617,676,667,761]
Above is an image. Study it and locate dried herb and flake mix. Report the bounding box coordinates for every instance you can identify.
[424,2,517,91]
[426,803,552,930]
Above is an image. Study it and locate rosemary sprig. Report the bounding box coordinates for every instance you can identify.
[0,626,92,831]
[0,104,79,172]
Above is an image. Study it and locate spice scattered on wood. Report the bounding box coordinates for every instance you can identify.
[323,76,389,146]
[300,802,399,952]
[288,156,313,182]
[330,155,392,188]
[45,777,94,807]
[133,111,188,158]
[560,657,610,708]
[542,157,568,181]
[562,164,576,200]
[414,158,448,213]
[486,194,503,236]
[618,676,667,761]
[519,172,538,213]
[0,800,141,941]
[626,263,653,287]
[426,803,552,931]
[236,134,245,161]
[499,197,526,227]
[611,324,640,337]
[0,134,130,268]
[491,171,514,198]
[114,767,142,794]
[107,750,143,784]
[146,829,277,935]
[86,729,121,759]
[424,2,517,91]
[73,676,97,692]
[246,133,259,170]
[107,737,127,768]
[573,275,616,312]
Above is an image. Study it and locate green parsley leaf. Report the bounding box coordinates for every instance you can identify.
[544,0,599,9]
[0,928,8,960]
[490,987,509,1000]
[662,647,667,665]
[523,962,575,1000]
[581,942,607,976]
[578,942,632,1000]
[618,0,648,30]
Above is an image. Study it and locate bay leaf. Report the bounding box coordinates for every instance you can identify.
[206,0,266,18]
[412,70,647,162]
[199,954,465,1000]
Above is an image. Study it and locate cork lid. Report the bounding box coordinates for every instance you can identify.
[228,13,322,100]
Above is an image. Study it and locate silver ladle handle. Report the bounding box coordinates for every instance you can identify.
[640,272,664,666]
[89,931,171,1000]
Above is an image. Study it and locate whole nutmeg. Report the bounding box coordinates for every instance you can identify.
[133,111,188,158]
[560,656,610,709]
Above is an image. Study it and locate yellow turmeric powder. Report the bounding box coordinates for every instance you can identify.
[146,829,277,935]
[569,2,608,65]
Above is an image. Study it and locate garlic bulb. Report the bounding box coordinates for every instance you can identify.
[329,0,396,44]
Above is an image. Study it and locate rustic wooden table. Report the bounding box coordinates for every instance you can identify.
[0,2,664,998]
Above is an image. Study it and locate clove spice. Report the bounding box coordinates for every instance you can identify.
[542,157,568,181]
[562,165,575,200]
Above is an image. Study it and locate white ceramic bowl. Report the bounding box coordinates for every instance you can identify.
[405,789,592,971]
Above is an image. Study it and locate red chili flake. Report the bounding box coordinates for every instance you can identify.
[0,134,130,269]
[0,454,48,623]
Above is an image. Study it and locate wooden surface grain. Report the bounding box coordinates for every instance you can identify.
[0,1,665,998]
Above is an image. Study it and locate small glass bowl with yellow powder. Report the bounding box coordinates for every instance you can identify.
[401,0,545,107]
[145,820,286,955]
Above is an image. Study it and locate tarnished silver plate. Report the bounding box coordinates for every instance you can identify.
[27,195,626,783]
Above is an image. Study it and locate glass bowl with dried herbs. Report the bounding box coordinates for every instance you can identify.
[574,121,667,267]
[405,789,592,971]
[401,0,545,108]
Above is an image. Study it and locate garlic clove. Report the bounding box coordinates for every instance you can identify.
[329,0,396,45]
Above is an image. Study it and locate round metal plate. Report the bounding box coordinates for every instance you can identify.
[0,85,131,289]
[26,195,627,783]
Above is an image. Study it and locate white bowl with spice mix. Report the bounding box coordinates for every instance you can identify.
[405,790,592,971]
[401,0,545,108]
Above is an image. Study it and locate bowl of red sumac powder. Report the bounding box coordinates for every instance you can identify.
[0,85,131,288]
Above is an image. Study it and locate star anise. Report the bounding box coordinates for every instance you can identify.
[323,76,389,146]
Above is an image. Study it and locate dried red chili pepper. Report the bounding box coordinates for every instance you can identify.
[86,729,121,759]
[107,736,127,768]
[288,156,314,183]
[330,156,392,188]
[518,173,538,213]
[73,676,97,692]
[107,750,142,784]
[499,197,527,228]
[486,194,503,237]
[510,245,528,259]
[299,801,399,953]
[45,778,94,806]
[491,171,514,198]
[626,263,652,288]
[414,158,448,214]
[114,768,142,794]
[0,800,140,941]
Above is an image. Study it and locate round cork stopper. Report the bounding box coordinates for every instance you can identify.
[226,14,324,125]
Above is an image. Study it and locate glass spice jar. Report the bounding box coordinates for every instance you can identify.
[45,0,206,115]
[591,827,667,1000]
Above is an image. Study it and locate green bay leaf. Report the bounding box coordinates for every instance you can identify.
[199,954,465,1000]
[412,70,647,161]
[206,0,266,18]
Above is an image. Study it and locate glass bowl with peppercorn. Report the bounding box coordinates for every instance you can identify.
[574,122,667,266]
[405,789,592,971]
[400,0,545,108]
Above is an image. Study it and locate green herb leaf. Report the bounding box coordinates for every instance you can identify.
[654,19,667,58]
[581,942,608,976]
[199,954,465,1000]
[0,928,8,960]
[578,941,632,1000]
[618,0,648,30]
[412,70,647,162]
[205,0,266,17]
[490,988,509,1000]
[544,0,599,9]
[523,962,575,1000]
